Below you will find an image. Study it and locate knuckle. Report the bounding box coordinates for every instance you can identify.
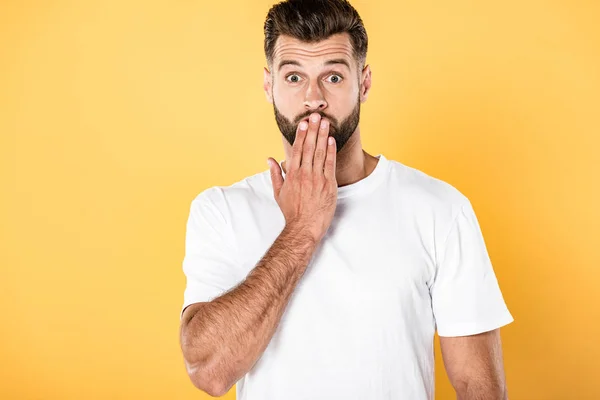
[314,148,325,160]
[312,175,323,187]
[293,146,303,158]
[299,168,309,179]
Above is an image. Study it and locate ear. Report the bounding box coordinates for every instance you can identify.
[359,64,372,103]
[263,67,273,104]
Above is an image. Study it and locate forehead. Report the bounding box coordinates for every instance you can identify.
[272,33,355,71]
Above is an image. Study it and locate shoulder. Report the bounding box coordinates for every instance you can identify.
[385,157,470,214]
[190,168,272,216]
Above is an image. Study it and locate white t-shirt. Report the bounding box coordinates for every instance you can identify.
[180,154,513,400]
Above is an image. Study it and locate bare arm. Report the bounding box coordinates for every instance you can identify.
[440,328,509,400]
[179,223,316,396]
[179,112,337,397]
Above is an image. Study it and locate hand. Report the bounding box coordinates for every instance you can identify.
[267,112,338,244]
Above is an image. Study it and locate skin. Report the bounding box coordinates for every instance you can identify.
[179,92,338,396]
[441,329,509,399]
[264,32,510,400]
[263,32,380,187]
[180,31,509,399]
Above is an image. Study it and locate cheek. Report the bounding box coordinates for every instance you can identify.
[328,82,359,100]
[328,88,358,111]
[273,86,304,112]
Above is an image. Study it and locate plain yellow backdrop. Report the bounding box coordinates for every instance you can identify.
[1,0,599,399]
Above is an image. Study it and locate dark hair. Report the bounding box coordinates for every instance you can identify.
[264,0,368,69]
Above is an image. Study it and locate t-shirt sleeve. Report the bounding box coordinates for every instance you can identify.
[431,200,514,337]
[180,192,244,320]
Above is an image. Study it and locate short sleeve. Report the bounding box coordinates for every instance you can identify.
[180,193,244,320]
[431,200,514,337]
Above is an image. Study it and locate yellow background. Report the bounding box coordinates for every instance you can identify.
[1,0,599,399]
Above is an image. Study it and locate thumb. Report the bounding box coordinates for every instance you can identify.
[267,157,283,197]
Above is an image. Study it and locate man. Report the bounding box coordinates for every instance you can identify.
[179,0,514,399]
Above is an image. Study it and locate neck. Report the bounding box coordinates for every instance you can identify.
[281,126,379,187]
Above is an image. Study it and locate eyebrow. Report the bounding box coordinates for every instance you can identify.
[277,58,351,72]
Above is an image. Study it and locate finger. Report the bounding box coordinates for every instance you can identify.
[324,136,337,180]
[267,157,283,197]
[301,113,321,175]
[289,121,308,172]
[313,118,329,174]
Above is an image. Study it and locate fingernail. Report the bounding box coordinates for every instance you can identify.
[299,121,308,130]
[320,120,328,129]
[311,114,319,122]
[328,137,334,145]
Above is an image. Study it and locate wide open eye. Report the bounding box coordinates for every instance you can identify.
[325,74,343,84]
[285,74,302,84]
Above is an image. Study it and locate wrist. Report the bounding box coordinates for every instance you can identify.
[283,221,320,249]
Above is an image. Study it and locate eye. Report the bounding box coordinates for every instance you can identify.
[285,74,302,83]
[326,74,343,84]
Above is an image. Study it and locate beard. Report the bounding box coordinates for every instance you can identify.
[273,97,361,154]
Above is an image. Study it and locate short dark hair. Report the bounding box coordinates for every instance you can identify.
[264,0,368,69]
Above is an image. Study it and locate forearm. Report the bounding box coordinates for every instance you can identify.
[456,381,507,400]
[181,223,317,395]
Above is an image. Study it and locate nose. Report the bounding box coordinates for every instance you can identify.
[303,81,328,112]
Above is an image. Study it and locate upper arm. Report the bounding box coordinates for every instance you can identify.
[439,328,507,398]
[180,192,243,320]
[430,201,512,398]
[430,200,513,337]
